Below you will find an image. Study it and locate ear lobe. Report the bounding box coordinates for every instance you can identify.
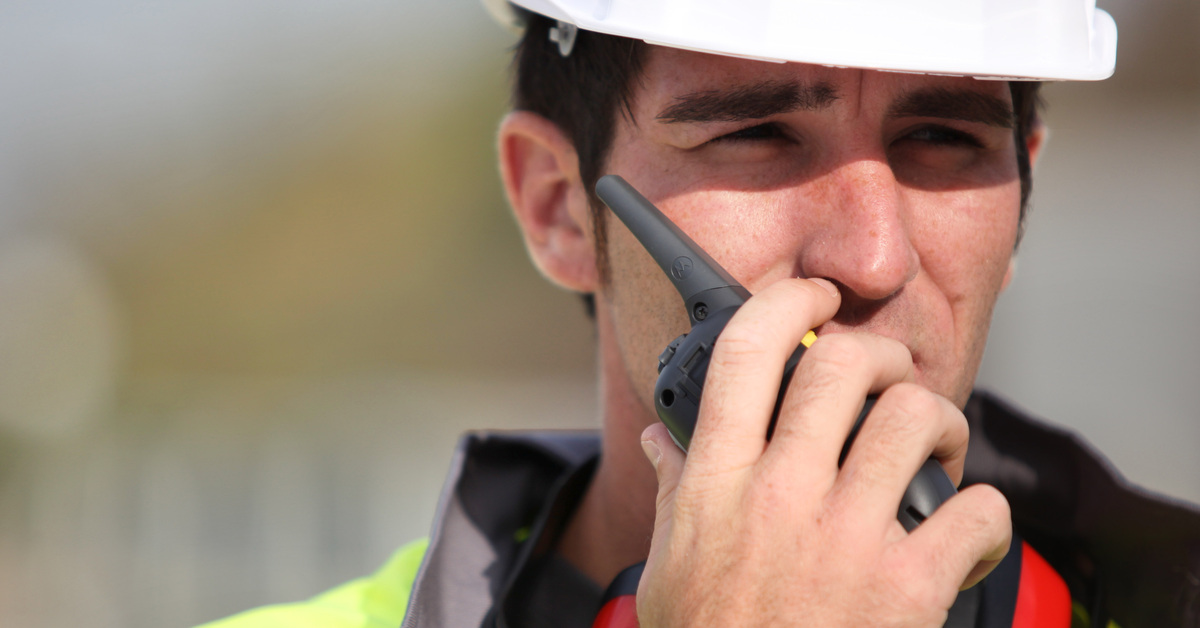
[498,111,598,293]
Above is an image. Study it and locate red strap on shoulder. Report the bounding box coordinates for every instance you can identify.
[593,594,639,628]
[594,543,1071,628]
[1013,541,1072,628]
[594,563,644,628]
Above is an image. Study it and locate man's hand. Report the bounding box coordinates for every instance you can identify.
[636,278,1011,627]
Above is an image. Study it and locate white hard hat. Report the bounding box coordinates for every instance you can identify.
[482,0,1117,81]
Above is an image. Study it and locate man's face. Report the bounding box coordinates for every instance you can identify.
[595,47,1022,419]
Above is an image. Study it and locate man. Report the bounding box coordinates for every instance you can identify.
[204,1,1200,627]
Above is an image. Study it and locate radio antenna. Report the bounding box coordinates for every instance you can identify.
[595,175,750,326]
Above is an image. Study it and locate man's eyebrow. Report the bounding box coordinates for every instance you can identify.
[887,88,1014,129]
[656,80,839,124]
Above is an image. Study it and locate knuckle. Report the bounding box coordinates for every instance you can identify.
[711,320,770,367]
[877,549,948,616]
[788,360,845,405]
[804,333,872,375]
[879,383,943,428]
[963,484,1012,527]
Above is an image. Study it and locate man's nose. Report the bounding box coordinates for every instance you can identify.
[798,159,919,302]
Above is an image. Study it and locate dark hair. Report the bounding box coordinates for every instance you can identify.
[511,13,1042,312]
[1010,80,1043,245]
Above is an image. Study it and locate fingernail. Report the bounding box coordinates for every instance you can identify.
[808,277,839,298]
[641,439,662,469]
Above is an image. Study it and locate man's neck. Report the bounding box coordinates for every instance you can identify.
[557,314,660,588]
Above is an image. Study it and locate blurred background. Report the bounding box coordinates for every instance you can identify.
[0,0,1196,625]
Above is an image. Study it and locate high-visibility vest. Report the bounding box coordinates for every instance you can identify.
[197,538,428,628]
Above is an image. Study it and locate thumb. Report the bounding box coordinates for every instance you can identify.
[641,422,686,531]
[637,422,687,625]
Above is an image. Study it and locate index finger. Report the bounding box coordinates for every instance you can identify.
[687,278,841,474]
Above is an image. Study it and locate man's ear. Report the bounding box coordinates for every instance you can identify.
[1005,121,1046,293]
[1026,121,1048,170]
[1001,257,1017,292]
[497,111,597,293]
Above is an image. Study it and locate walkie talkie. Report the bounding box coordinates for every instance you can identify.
[595,174,955,531]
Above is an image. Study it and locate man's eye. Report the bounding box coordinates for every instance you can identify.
[712,123,785,143]
[904,126,985,148]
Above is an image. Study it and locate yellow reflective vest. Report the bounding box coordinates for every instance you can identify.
[197,538,427,628]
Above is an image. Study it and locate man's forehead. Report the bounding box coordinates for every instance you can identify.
[643,46,839,95]
[637,46,1010,118]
